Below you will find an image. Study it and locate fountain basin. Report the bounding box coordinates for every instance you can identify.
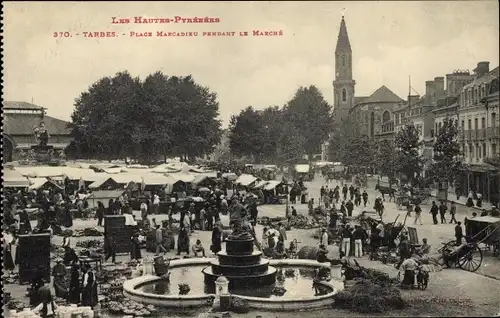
[123,258,343,311]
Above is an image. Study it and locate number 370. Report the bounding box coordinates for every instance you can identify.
[53,32,72,38]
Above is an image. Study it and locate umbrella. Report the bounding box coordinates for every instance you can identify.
[198,187,211,192]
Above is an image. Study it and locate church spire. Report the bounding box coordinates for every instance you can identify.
[335,16,351,53]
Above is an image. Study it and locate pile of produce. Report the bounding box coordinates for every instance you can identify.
[59,229,74,237]
[50,244,66,260]
[288,214,326,229]
[5,295,28,311]
[76,239,103,249]
[333,277,406,313]
[96,264,133,284]
[72,227,103,237]
[106,300,157,316]
[3,272,19,285]
[257,216,287,226]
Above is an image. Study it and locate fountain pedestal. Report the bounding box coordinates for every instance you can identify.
[203,237,277,290]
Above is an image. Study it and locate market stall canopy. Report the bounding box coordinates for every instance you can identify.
[169,172,195,183]
[295,164,310,173]
[88,176,119,189]
[28,177,63,191]
[87,190,126,208]
[15,166,65,178]
[60,168,98,181]
[253,180,268,189]
[192,174,215,185]
[4,169,30,188]
[222,172,238,181]
[264,165,278,171]
[150,164,181,174]
[108,173,143,185]
[236,174,257,186]
[264,180,282,191]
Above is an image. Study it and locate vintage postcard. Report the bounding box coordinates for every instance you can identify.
[2,1,500,318]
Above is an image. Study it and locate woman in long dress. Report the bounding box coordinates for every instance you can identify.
[81,266,98,308]
[177,226,190,255]
[130,233,142,260]
[68,264,81,304]
[211,223,222,255]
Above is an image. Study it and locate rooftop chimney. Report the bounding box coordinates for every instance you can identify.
[474,61,490,78]
[434,77,445,100]
[425,80,435,106]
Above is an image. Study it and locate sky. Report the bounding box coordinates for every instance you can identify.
[3,1,499,127]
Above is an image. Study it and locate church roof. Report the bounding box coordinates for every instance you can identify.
[354,96,369,105]
[362,85,403,104]
[335,16,351,53]
[3,114,72,136]
[3,101,45,110]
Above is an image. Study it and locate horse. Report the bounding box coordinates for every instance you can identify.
[375,184,396,201]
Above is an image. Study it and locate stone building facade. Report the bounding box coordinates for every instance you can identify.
[2,101,73,162]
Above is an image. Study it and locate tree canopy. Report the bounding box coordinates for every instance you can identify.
[427,118,463,183]
[394,123,423,182]
[67,71,222,163]
[375,139,396,178]
[228,85,333,163]
[284,86,334,159]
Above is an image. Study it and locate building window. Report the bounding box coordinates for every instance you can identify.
[474,118,478,130]
[481,117,486,129]
[461,120,465,130]
[470,144,474,158]
[477,144,480,159]
[342,55,345,67]
[382,110,391,123]
[342,89,347,102]
[438,122,442,132]
[492,113,497,128]
[493,144,497,156]
[483,143,487,157]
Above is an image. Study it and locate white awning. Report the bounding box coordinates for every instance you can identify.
[295,164,310,173]
[3,169,30,188]
[264,180,282,191]
[253,180,268,189]
[236,174,257,186]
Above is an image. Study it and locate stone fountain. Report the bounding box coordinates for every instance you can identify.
[202,219,277,290]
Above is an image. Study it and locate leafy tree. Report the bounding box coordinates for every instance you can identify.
[327,118,356,162]
[276,123,305,163]
[260,106,284,162]
[340,134,375,168]
[284,86,334,159]
[164,75,222,161]
[427,118,463,185]
[375,139,396,178]
[229,106,267,161]
[70,71,143,160]
[394,123,423,182]
[70,71,221,163]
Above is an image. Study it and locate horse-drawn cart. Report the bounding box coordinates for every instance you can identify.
[439,216,500,271]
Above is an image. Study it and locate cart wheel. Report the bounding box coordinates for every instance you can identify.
[458,243,483,272]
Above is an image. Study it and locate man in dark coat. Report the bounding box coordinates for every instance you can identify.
[439,201,448,224]
[455,222,463,246]
[430,201,439,225]
[345,199,354,217]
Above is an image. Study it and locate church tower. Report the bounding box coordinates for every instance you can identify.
[333,16,355,125]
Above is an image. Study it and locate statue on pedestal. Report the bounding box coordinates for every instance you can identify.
[33,122,50,146]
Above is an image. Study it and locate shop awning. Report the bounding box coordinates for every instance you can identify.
[236,174,257,186]
[264,180,282,191]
